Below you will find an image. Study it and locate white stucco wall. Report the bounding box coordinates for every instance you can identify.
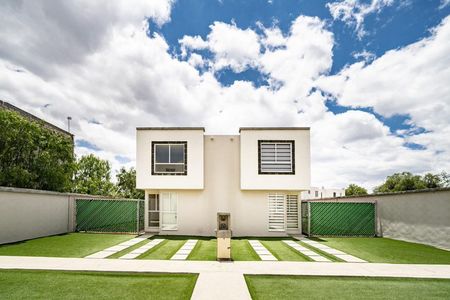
[240,129,311,190]
[145,134,304,236]
[0,188,70,244]
[136,128,204,190]
[302,187,345,199]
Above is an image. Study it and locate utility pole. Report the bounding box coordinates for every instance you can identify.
[67,116,72,133]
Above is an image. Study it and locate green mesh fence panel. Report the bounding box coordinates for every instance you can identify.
[76,199,144,234]
[307,202,375,237]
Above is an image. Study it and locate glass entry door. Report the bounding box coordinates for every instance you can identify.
[161,192,178,230]
[148,194,160,230]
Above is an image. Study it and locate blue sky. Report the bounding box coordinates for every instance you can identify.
[150,0,448,141]
[1,0,449,188]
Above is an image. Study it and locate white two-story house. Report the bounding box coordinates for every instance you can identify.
[136,127,310,236]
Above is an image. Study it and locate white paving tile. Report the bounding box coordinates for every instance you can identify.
[85,236,150,259]
[248,240,277,261]
[283,240,331,262]
[300,239,367,263]
[171,239,198,260]
[119,239,164,260]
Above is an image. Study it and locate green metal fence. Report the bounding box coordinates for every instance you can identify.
[301,201,376,237]
[76,198,145,234]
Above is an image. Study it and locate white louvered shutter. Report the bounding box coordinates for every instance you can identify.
[286,195,299,229]
[260,142,292,173]
[268,193,285,231]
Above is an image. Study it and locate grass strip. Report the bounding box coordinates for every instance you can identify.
[0,233,134,258]
[231,239,260,261]
[188,239,217,261]
[260,240,310,261]
[138,239,186,260]
[245,275,450,300]
[107,238,151,259]
[0,269,198,300]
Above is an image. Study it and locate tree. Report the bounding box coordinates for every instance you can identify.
[73,154,114,196]
[115,167,144,199]
[373,171,442,193]
[0,109,75,192]
[345,184,368,196]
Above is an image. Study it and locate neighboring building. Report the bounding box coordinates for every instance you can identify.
[301,187,345,200]
[0,100,74,142]
[136,127,311,236]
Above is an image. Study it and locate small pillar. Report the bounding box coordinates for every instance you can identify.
[216,212,231,261]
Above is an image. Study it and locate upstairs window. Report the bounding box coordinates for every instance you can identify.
[152,141,187,175]
[258,140,295,174]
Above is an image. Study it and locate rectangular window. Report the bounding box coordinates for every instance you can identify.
[315,191,318,197]
[258,140,295,174]
[152,141,187,175]
[268,193,285,231]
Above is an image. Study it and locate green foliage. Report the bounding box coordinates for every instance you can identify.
[115,167,144,199]
[0,109,75,192]
[73,154,115,195]
[345,184,368,196]
[374,171,448,193]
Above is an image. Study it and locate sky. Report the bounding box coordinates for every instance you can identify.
[1,0,449,190]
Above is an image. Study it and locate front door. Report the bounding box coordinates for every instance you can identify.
[161,192,178,230]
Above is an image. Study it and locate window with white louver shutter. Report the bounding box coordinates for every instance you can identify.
[268,193,285,231]
[259,141,294,174]
[286,195,299,229]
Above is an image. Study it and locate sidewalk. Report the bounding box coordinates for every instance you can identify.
[1,256,449,300]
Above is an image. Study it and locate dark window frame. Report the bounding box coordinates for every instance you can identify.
[258,140,295,175]
[151,141,187,176]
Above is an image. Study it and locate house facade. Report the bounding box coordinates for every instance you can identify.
[136,127,310,236]
[301,187,345,200]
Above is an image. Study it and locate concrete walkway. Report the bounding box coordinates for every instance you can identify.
[119,239,164,260]
[2,256,449,278]
[283,240,330,262]
[248,240,277,261]
[85,237,148,259]
[1,256,450,300]
[171,239,198,260]
[299,238,366,263]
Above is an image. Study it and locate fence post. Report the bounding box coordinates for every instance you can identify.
[136,200,139,235]
[308,202,311,236]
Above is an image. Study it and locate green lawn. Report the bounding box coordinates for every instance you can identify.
[138,239,186,260]
[315,237,450,264]
[260,240,310,261]
[107,238,151,259]
[245,275,450,300]
[188,238,217,261]
[0,269,197,300]
[231,239,260,261]
[0,233,134,258]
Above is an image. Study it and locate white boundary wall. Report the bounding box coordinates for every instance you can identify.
[308,188,450,250]
[0,187,97,245]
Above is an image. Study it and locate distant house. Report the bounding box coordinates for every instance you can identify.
[136,127,311,236]
[301,186,345,200]
[0,100,73,143]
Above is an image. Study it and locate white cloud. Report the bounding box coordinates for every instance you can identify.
[207,22,261,72]
[327,0,395,38]
[352,50,376,62]
[0,1,448,191]
[440,0,450,9]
